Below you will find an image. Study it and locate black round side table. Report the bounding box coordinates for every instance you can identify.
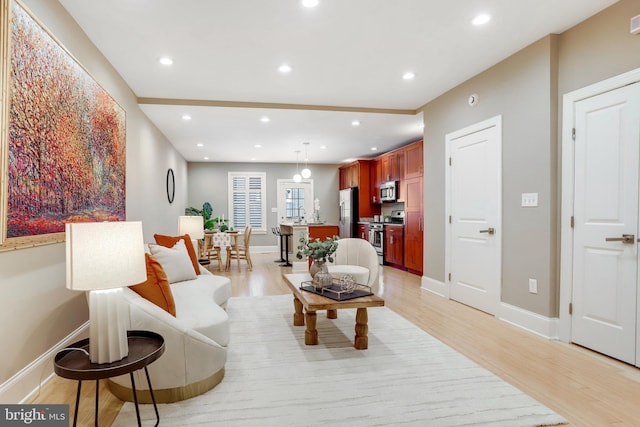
[54,330,165,427]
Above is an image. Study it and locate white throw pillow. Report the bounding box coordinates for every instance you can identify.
[149,240,197,284]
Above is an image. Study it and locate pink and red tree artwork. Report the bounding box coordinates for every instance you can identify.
[6,2,126,239]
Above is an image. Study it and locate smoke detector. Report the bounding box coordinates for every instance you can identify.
[631,14,640,35]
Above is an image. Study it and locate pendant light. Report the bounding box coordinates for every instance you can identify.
[301,142,312,179]
[293,150,302,183]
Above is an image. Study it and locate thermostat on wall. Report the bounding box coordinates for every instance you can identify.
[468,93,479,107]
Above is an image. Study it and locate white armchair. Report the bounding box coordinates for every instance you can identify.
[327,238,380,293]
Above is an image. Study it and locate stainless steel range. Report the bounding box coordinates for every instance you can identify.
[368,222,384,265]
[368,211,405,265]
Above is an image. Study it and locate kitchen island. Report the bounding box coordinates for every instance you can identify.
[280,223,340,272]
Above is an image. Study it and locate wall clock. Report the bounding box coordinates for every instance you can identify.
[166,168,175,204]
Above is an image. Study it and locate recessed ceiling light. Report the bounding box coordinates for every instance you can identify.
[158,57,174,66]
[320,145,327,150]
[278,64,292,73]
[402,72,415,80]
[417,123,425,129]
[260,116,270,123]
[472,14,491,26]
[352,120,361,126]
[301,0,319,7]
[254,144,262,148]
[182,114,191,121]
[203,157,209,160]
[371,147,378,151]
[251,157,257,161]
[196,143,204,147]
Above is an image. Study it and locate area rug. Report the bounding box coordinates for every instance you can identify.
[113,295,567,427]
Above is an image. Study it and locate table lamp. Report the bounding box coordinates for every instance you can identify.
[66,221,146,364]
[178,215,204,256]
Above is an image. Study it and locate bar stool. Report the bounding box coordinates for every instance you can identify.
[279,230,292,267]
[273,227,286,263]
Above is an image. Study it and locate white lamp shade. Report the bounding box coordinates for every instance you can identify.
[178,215,204,239]
[66,221,146,291]
[293,173,302,183]
[301,168,311,179]
[65,221,146,363]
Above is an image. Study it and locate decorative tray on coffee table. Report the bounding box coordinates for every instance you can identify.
[300,280,373,301]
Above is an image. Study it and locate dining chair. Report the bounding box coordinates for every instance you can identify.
[226,226,253,271]
[202,233,223,271]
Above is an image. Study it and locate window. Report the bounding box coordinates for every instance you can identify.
[228,172,266,233]
[286,187,305,220]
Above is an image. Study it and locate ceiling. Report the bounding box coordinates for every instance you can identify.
[59,0,618,164]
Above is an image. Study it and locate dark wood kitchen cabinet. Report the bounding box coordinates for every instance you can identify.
[370,158,382,204]
[404,140,423,179]
[380,151,401,183]
[403,176,423,275]
[384,224,404,268]
[338,160,376,218]
[358,223,369,240]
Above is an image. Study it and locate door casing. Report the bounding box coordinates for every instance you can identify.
[559,67,640,344]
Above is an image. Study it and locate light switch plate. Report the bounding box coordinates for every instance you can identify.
[521,193,538,207]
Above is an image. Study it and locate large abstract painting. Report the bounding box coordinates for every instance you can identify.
[0,0,126,248]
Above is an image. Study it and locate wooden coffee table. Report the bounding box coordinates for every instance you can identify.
[283,273,384,350]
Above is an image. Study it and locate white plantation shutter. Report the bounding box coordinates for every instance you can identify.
[228,172,266,232]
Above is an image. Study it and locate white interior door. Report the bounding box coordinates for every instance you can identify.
[276,180,314,224]
[571,82,640,365]
[446,116,502,315]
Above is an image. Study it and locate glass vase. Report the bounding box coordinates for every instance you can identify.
[310,260,333,288]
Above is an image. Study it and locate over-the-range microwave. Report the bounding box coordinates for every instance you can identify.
[380,181,398,202]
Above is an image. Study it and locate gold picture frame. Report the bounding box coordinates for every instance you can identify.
[0,0,126,251]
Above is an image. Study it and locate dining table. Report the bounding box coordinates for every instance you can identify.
[204,231,240,271]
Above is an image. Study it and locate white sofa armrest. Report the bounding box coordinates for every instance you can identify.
[111,289,227,391]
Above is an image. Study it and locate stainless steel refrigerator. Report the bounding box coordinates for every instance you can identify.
[339,187,358,238]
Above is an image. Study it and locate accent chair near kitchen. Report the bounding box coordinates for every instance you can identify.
[327,238,379,293]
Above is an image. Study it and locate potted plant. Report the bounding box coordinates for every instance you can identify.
[296,232,339,287]
[185,202,215,230]
[211,217,230,232]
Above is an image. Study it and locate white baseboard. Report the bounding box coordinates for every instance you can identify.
[250,245,278,254]
[418,277,558,339]
[421,276,448,298]
[0,322,89,404]
[497,303,559,339]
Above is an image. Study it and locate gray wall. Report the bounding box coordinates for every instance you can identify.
[421,0,640,317]
[0,0,187,388]
[187,162,340,246]
[421,36,557,316]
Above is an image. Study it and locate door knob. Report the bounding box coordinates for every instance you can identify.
[605,234,635,244]
[479,227,495,235]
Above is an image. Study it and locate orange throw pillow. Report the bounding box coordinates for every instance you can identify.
[129,253,176,317]
[154,233,200,275]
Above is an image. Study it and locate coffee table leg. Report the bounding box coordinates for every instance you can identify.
[327,309,338,319]
[293,296,305,326]
[305,311,318,345]
[354,307,369,350]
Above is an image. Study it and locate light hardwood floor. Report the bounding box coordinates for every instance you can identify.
[30,252,640,426]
